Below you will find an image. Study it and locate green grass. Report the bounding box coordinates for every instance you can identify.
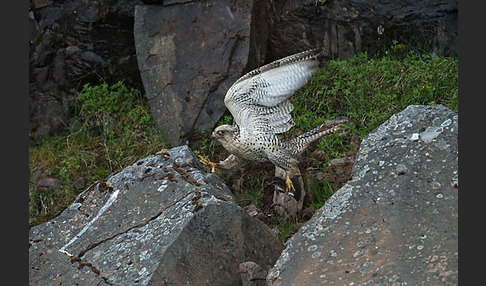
[270,216,303,242]
[196,51,458,241]
[292,51,458,139]
[29,81,169,226]
[310,179,334,209]
[291,51,457,220]
[29,51,458,236]
[238,178,265,210]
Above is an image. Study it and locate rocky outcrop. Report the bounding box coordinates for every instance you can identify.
[266,0,458,61]
[30,0,457,143]
[29,0,144,139]
[29,145,283,285]
[133,0,457,146]
[267,105,458,285]
[134,0,270,146]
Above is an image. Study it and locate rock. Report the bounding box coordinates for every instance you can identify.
[34,178,62,193]
[322,156,355,191]
[34,0,53,9]
[140,0,163,4]
[29,145,283,285]
[267,105,458,285]
[239,261,267,286]
[243,204,259,217]
[272,166,305,218]
[29,0,144,139]
[71,177,86,190]
[266,0,458,61]
[30,167,46,182]
[134,0,271,146]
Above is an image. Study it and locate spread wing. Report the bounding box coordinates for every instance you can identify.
[224,49,321,136]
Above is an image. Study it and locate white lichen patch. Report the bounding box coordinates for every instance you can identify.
[59,189,121,256]
[157,181,168,192]
[139,250,151,261]
[410,133,420,141]
[420,126,443,144]
[87,191,196,285]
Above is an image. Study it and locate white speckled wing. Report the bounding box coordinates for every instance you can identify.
[224,49,321,135]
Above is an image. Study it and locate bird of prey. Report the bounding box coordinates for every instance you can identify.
[199,49,344,192]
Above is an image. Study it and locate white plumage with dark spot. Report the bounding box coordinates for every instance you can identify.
[200,49,344,192]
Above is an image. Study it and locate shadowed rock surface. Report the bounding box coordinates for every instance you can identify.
[134,0,270,146]
[29,0,145,139]
[266,0,458,61]
[267,105,458,285]
[30,0,457,143]
[29,145,283,285]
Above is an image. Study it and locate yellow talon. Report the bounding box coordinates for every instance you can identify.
[286,175,296,192]
[197,155,218,173]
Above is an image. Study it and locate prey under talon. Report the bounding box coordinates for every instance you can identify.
[197,155,218,173]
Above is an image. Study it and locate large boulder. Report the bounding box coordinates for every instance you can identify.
[267,105,458,285]
[29,0,144,139]
[134,0,270,146]
[29,145,283,285]
[266,0,458,61]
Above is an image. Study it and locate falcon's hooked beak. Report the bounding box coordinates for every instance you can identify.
[210,132,219,140]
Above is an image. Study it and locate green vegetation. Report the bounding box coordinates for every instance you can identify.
[309,179,334,209]
[29,51,458,239]
[221,51,457,241]
[292,51,458,138]
[291,51,457,224]
[29,81,169,226]
[271,216,302,242]
[238,178,265,210]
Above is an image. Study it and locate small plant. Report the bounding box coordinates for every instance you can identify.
[238,178,265,209]
[317,133,349,161]
[58,158,81,182]
[310,179,334,209]
[218,115,233,126]
[192,131,218,158]
[77,81,154,133]
[272,216,302,242]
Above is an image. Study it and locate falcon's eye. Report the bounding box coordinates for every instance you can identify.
[217,130,226,135]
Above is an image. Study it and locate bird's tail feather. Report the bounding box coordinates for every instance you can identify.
[284,120,345,154]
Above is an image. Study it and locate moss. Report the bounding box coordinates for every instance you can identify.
[29,30,44,55]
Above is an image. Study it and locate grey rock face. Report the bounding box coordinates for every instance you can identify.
[134,0,270,146]
[267,105,458,285]
[29,0,144,139]
[266,0,458,61]
[29,145,283,285]
[30,0,457,144]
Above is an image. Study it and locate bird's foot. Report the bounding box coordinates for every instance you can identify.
[285,175,296,193]
[197,155,218,173]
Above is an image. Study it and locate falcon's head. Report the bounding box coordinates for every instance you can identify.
[211,125,238,145]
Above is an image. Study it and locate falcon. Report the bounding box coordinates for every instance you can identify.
[199,49,344,192]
